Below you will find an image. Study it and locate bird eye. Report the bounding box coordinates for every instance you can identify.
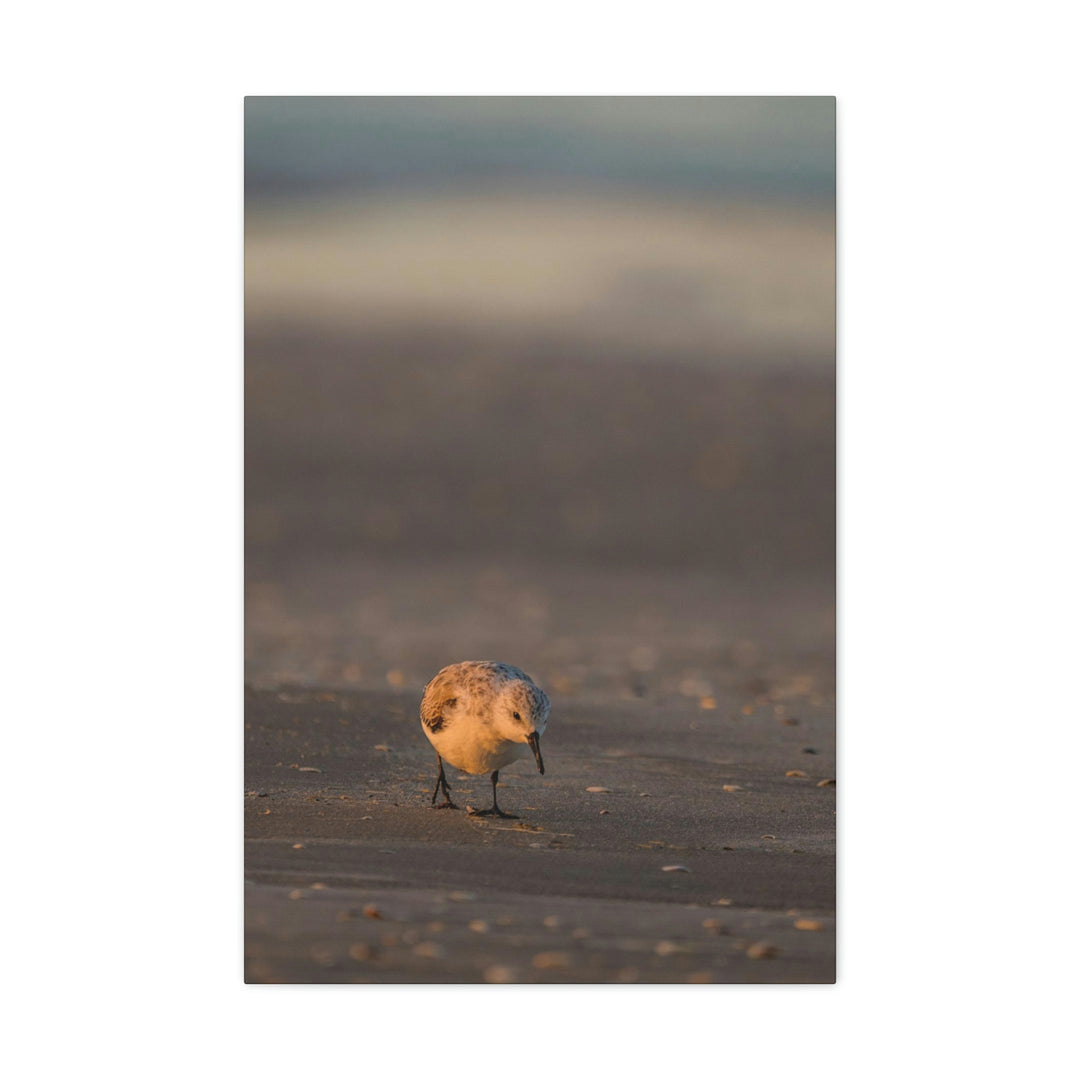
[513,712,521,720]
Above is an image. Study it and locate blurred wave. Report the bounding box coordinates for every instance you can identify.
[246,97,835,203]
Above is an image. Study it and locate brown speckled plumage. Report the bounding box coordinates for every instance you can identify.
[420,660,551,816]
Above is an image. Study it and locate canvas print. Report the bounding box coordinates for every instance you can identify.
[245,96,836,984]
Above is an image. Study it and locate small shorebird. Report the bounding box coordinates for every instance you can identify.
[420,661,549,817]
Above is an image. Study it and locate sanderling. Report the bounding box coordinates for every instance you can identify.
[420,660,549,818]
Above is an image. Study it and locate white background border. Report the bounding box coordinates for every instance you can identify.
[6,3,1077,1077]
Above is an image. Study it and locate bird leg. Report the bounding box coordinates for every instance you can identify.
[468,770,518,819]
[430,754,458,810]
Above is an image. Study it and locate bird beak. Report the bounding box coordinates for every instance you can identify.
[527,732,545,775]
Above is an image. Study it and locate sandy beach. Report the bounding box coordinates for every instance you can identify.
[243,318,836,983]
[245,663,835,983]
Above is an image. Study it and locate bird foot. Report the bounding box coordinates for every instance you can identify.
[433,799,459,811]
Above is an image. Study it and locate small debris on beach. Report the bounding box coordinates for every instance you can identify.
[722,784,742,792]
[288,890,304,900]
[687,971,713,983]
[298,766,321,772]
[385,670,405,687]
[532,951,572,970]
[373,744,393,752]
[348,944,372,962]
[795,919,824,931]
[468,920,489,933]
[817,778,836,787]
[362,904,382,919]
[702,918,724,931]
[310,947,335,968]
[447,891,477,902]
[699,696,717,710]
[746,941,780,959]
[599,809,611,815]
[785,769,808,778]
[542,915,562,928]
[586,786,612,793]
[483,965,517,984]
[761,834,777,840]
[292,843,304,849]
[712,898,733,906]
[662,864,691,873]
[802,747,818,754]
[412,942,445,959]
[655,941,686,956]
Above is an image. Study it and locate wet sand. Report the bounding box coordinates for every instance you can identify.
[245,682,835,983]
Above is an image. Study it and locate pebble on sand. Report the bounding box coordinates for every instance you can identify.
[746,942,780,959]
[817,778,836,787]
[654,941,686,956]
[661,865,691,873]
[348,944,372,962]
[362,904,382,919]
[412,942,445,959]
[785,769,808,778]
[483,965,517,984]
[532,951,572,970]
[586,786,612,793]
[469,920,489,933]
[794,919,824,931]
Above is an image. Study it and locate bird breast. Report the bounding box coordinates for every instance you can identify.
[427,720,528,775]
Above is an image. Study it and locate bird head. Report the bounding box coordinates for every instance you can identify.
[496,680,550,774]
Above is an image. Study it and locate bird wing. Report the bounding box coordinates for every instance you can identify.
[420,675,458,733]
